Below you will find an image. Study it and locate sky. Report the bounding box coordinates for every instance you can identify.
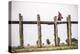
[10,1,78,47]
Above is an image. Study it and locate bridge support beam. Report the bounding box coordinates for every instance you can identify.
[19,13,24,48]
[67,15,72,46]
[54,16,59,46]
[37,14,42,48]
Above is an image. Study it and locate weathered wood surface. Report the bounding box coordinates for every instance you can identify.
[54,16,59,46]
[11,45,78,53]
[19,13,24,48]
[67,15,72,46]
[9,21,78,24]
[37,14,42,48]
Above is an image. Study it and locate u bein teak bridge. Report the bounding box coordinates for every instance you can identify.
[9,13,78,53]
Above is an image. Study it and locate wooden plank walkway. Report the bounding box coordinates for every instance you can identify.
[11,45,78,53]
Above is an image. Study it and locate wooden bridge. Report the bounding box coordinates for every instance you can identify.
[9,13,78,52]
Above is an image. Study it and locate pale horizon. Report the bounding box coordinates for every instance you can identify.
[10,1,78,47]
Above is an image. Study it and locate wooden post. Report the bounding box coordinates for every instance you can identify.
[19,13,24,48]
[54,16,59,46]
[37,14,42,48]
[67,15,72,46]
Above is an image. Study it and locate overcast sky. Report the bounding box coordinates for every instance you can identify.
[10,1,78,47]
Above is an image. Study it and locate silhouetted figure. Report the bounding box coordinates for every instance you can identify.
[46,39,51,45]
[58,12,63,21]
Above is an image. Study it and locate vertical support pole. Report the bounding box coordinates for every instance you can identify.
[19,13,24,48]
[67,15,72,46]
[54,16,58,46]
[37,14,42,48]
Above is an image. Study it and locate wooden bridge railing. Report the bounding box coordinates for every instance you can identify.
[9,13,78,48]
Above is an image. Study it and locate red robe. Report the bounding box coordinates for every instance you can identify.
[58,12,63,21]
